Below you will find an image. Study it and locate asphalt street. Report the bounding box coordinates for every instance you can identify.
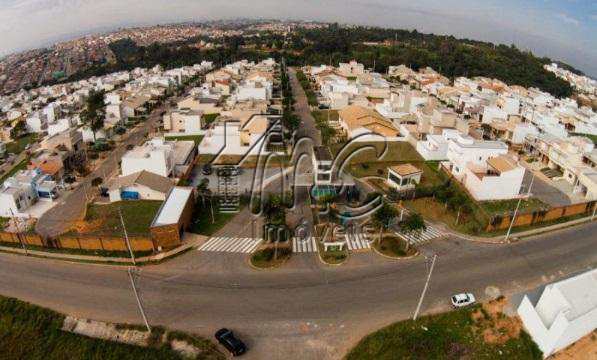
[1,221,595,359]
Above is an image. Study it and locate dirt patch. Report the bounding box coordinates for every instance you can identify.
[471,296,523,345]
[550,330,597,360]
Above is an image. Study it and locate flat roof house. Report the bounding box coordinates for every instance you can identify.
[150,186,195,249]
[121,137,196,178]
[462,154,525,201]
[313,146,333,186]
[517,268,597,358]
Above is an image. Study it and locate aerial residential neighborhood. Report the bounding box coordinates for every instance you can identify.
[0,11,596,360]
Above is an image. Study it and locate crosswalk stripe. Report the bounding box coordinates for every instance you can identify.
[291,237,318,253]
[198,237,262,253]
[203,237,227,251]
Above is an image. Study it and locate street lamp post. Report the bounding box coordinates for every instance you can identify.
[505,169,535,242]
[413,254,437,321]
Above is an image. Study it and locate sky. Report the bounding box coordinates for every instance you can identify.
[1,0,596,77]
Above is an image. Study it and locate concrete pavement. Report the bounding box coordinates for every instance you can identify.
[1,221,595,359]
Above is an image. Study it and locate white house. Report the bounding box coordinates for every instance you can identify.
[462,154,525,200]
[163,108,204,134]
[198,113,272,157]
[0,168,58,217]
[416,129,463,160]
[517,268,597,358]
[107,170,174,202]
[482,106,508,124]
[25,111,48,133]
[445,134,509,180]
[121,138,196,178]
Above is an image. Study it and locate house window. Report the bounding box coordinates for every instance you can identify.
[389,173,401,185]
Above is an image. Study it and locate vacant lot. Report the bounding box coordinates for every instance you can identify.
[346,298,542,359]
[0,295,223,360]
[329,142,443,187]
[5,134,37,154]
[73,200,163,236]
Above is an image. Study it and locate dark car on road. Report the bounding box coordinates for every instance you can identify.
[202,164,213,175]
[214,328,246,356]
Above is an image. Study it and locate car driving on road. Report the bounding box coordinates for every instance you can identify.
[214,328,247,356]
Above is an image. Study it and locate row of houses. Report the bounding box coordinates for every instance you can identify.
[302,61,597,202]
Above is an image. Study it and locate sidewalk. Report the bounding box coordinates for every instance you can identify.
[440,214,596,244]
[0,232,207,265]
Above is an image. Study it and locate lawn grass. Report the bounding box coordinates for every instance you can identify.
[83,200,163,236]
[165,134,204,146]
[346,304,542,360]
[329,142,443,187]
[189,200,240,236]
[5,133,37,154]
[478,198,549,216]
[0,158,29,183]
[202,113,220,126]
[317,240,348,265]
[311,109,339,144]
[0,295,224,360]
[403,197,484,235]
[373,235,417,258]
[0,217,9,230]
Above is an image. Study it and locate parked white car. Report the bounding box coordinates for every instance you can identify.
[451,293,476,307]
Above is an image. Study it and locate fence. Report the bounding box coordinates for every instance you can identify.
[0,232,45,247]
[55,234,156,252]
[486,201,596,232]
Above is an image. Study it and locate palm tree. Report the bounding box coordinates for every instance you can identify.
[372,202,399,244]
[196,178,214,224]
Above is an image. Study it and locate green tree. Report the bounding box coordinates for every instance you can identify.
[81,90,106,141]
[372,202,399,243]
[196,178,214,224]
[10,120,27,140]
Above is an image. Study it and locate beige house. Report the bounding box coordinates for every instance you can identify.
[163,108,204,134]
[338,105,399,139]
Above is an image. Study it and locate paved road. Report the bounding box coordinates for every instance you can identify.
[1,221,595,359]
[288,67,321,146]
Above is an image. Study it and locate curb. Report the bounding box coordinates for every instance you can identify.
[316,242,349,267]
[371,242,420,260]
[446,215,596,244]
[246,248,292,271]
[0,237,203,266]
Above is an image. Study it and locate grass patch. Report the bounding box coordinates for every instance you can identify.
[250,246,291,268]
[0,217,9,230]
[346,304,542,360]
[403,197,484,235]
[203,113,219,126]
[311,109,339,144]
[479,198,549,216]
[5,134,37,154]
[0,295,223,359]
[329,142,443,187]
[0,158,28,183]
[165,134,204,146]
[189,199,243,236]
[373,235,417,258]
[75,200,163,236]
[317,240,348,265]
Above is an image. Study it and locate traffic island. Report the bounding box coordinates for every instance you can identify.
[372,235,418,260]
[317,241,349,266]
[249,244,292,269]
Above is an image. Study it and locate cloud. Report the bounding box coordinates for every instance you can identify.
[556,13,580,26]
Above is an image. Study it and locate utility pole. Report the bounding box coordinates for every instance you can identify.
[9,209,28,255]
[413,254,437,321]
[118,207,136,265]
[127,267,151,332]
[505,170,535,242]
